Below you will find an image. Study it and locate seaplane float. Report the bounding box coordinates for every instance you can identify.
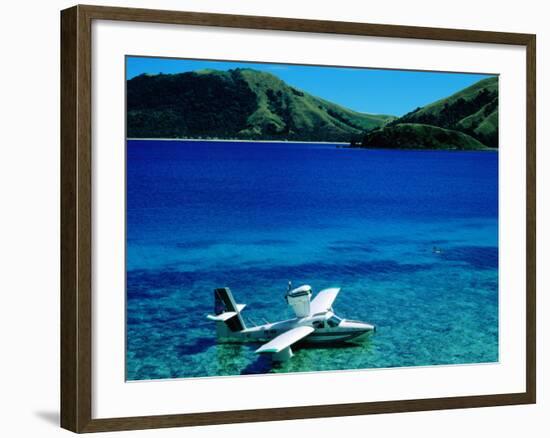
[207,283,375,362]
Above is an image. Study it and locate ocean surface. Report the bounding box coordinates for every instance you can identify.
[126,140,498,381]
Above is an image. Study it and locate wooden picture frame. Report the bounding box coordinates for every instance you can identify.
[60,4,536,433]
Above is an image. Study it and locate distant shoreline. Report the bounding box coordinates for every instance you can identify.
[348,146,498,152]
[126,138,349,145]
[126,138,498,151]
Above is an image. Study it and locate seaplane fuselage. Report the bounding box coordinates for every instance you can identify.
[234,312,374,344]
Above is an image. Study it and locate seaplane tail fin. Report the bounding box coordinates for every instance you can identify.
[309,287,340,315]
[207,287,247,333]
[255,326,314,361]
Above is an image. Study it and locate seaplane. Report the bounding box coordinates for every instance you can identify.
[207,283,375,362]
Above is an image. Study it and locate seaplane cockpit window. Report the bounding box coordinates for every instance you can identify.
[312,320,324,329]
[327,315,343,327]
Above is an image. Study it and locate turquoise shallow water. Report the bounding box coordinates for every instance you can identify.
[126,140,498,380]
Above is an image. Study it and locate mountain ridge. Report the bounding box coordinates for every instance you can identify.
[127,68,498,150]
[127,68,394,142]
[356,76,498,150]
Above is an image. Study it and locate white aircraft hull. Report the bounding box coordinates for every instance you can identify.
[219,318,374,345]
[208,286,375,361]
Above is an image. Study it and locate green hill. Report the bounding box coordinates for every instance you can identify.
[127,68,394,142]
[357,76,498,150]
[359,123,490,150]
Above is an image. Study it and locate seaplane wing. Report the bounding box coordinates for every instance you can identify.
[255,326,314,354]
[309,287,341,314]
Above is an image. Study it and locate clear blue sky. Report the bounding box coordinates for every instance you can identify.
[126,56,495,117]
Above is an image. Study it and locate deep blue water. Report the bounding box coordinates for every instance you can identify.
[126,140,498,380]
